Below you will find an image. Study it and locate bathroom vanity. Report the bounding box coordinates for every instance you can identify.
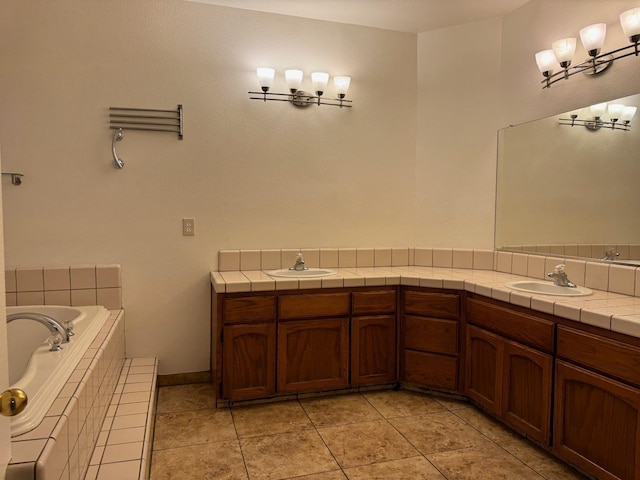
[212,266,640,480]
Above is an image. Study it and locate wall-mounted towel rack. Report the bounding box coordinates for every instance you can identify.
[108,105,183,169]
[109,105,183,139]
[2,173,23,185]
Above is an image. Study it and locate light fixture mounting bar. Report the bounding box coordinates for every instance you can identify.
[248,91,353,108]
[558,117,631,131]
[542,42,638,88]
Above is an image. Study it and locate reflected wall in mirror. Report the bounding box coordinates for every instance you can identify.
[495,92,640,266]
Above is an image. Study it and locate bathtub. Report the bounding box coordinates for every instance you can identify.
[7,305,109,437]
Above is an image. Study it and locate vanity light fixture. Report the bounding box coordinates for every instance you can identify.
[536,7,640,88]
[249,68,352,108]
[559,102,637,131]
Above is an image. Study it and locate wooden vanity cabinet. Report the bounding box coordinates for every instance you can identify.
[220,295,276,400]
[554,326,640,480]
[465,296,554,445]
[400,288,461,391]
[351,289,397,386]
[277,292,350,393]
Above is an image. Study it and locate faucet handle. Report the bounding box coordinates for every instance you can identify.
[554,264,566,273]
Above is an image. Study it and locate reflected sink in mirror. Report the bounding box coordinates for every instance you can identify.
[267,268,337,278]
[506,280,593,297]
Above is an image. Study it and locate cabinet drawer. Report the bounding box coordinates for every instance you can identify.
[403,350,458,390]
[404,315,458,355]
[279,292,350,320]
[404,291,460,320]
[467,298,554,353]
[223,296,276,324]
[352,289,396,315]
[557,326,640,388]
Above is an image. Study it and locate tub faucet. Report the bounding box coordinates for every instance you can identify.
[547,264,576,288]
[6,313,70,351]
[289,253,308,271]
[602,247,620,261]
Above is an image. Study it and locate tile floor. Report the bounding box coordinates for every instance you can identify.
[150,384,589,480]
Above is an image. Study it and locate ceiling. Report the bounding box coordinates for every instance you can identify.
[187,0,531,34]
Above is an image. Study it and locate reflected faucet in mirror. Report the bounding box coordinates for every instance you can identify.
[602,247,620,261]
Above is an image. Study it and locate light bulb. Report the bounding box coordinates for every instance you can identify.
[311,72,329,96]
[334,76,351,99]
[285,69,303,94]
[590,102,607,119]
[256,67,275,92]
[552,38,577,67]
[621,8,640,43]
[579,23,606,56]
[608,103,625,122]
[535,50,558,76]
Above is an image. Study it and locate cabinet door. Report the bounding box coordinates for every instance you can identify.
[222,324,276,400]
[352,315,396,386]
[554,361,640,480]
[501,339,552,445]
[465,325,503,414]
[278,318,349,393]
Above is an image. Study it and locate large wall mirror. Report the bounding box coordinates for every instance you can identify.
[495,92,640,266]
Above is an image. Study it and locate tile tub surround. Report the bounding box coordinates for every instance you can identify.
[213,248,640,341]
[5,264,123,310]
[8,310,126,480]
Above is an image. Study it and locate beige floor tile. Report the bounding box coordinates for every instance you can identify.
[453,407,521,444]
[241,429,339,480]
[318,419,419,468]
[427,444,543,480]
[343,456,446,479]
[433,395,470,411]
[153,409,236,450]
[390,411,493,455]
[501,437,588,479]
[150,440,247,480]
[232,400,313,438]
[156,383,216,414]
[300,393,382,427]
[362,390,445,418]
[282,471,347,479]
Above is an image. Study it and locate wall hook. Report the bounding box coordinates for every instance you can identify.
[112,128,124,169]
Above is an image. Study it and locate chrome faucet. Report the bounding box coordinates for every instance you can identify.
[289,252,308,271]
[602,247,620,261]
[547,264,576,288]
[7,313,70,351]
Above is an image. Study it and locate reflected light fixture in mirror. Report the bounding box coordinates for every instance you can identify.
[559,101,637,131]
[536,7,640,88]
[249,68,352,108]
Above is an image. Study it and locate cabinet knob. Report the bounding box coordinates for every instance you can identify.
[0,388,28,416]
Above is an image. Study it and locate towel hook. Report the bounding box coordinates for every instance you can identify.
[112,128,124,169]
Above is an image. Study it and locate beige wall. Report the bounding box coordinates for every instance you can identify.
[415,0,640,249]
[0,1,417,374]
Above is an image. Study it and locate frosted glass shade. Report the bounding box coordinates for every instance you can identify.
[334,76,351,97]
[311,72,329,94]
[535,49,558,75]
[621,8,640,41]
[552,38,577,66]
[256,67,275,89]
[285,69,303,92]
[621,106,637,122]
[579,23,607,54]
[590,102,607,118]
[607,103,625,121]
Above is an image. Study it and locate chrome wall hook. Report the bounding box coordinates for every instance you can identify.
[112,128,124,169]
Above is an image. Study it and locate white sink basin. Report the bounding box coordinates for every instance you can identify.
[267,268,337,278]
[506,280,593,297]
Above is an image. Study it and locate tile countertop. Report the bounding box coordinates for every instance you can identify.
[211,266,640,340]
